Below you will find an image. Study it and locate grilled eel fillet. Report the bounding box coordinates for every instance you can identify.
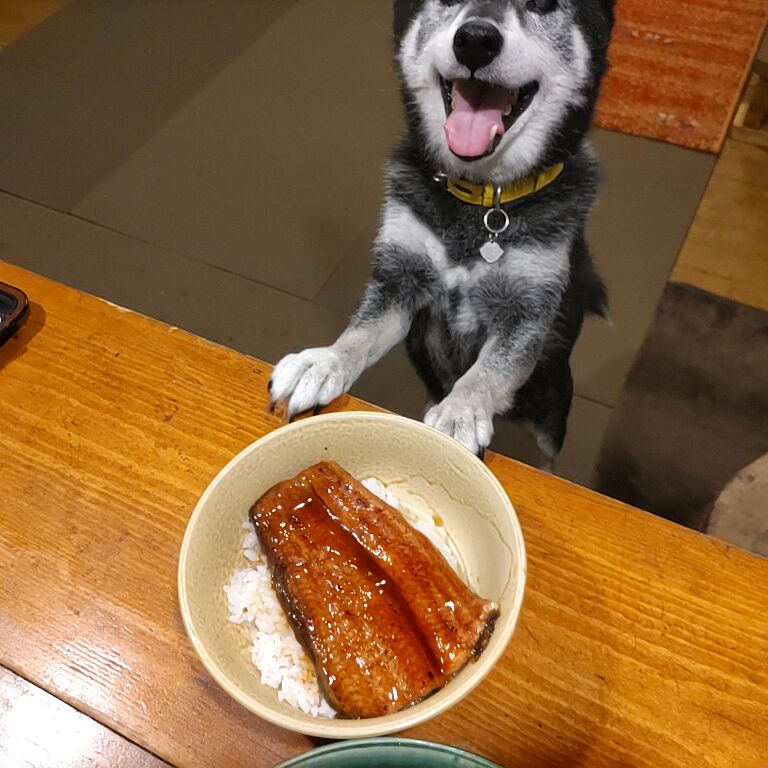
[249,460,498,718]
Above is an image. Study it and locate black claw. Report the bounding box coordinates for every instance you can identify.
[267,379,273,392]
[313,404,322,416]
[477,447,485,462]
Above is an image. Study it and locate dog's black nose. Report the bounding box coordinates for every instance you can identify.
[453,21,503,72]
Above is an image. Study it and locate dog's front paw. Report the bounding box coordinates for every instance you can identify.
[424,395,493,457]
[269,347,350,420]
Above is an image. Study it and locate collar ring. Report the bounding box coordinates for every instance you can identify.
[483,207,510,236]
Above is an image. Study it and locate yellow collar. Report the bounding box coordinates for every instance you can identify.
[444,162,565,207]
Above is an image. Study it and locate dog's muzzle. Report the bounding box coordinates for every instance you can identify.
[441,19,539,161]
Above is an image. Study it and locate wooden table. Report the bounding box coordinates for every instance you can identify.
[1,261,767,768]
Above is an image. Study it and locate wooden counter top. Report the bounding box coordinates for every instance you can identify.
[1,262,766,767]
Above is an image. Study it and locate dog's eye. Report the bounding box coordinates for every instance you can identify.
[526,0,558,13]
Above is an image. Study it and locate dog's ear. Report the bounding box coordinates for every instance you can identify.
[393,0,423,41]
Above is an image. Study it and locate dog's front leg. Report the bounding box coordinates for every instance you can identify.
[269,198,437,419]
[424,306,558,457]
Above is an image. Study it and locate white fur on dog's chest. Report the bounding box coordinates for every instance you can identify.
[434,231,570,289]
[378,200,568,292]
[437,249,566,335]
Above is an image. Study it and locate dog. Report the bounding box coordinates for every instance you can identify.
[270,0,614,467]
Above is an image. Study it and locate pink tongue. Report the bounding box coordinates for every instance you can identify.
[444,81,508,157]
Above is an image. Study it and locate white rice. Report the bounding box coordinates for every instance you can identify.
[223,477,461,718]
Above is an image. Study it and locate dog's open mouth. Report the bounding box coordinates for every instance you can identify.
[441,77,539,160]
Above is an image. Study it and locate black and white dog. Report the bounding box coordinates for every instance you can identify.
[270,0,614,466]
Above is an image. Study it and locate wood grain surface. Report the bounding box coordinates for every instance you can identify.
[1,261,767,768]
[672,139,768,312]
[0,665,167,768]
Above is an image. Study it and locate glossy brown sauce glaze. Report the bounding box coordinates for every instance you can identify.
[249,461,499,718]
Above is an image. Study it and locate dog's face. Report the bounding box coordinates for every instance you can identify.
[394,0,614,181]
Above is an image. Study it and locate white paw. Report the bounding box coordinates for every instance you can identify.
[269,347,350,419]
[424,394,494,457]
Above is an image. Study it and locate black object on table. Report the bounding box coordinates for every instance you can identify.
[0,281,29,347]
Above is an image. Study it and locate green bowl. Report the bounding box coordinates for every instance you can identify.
[276,738,502,767]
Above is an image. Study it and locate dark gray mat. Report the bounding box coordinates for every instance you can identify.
[0,0,293,211]
[73,0,401,303]
[595,282,768,529]
[0,192,348,365]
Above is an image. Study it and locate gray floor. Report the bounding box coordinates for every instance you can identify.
[0,0,715,488]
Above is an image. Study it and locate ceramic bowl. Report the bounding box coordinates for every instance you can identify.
[178,412,526,738]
